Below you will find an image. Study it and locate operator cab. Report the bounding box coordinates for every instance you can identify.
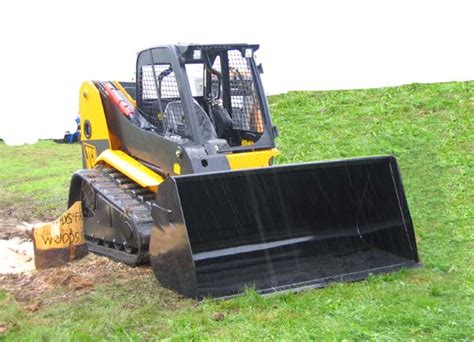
[135,44,276,151]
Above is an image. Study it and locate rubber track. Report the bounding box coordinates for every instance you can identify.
[76,166,154,265]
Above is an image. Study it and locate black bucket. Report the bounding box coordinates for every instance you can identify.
[149,156,419,299]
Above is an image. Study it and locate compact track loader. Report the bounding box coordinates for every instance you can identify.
[68,44,419,298]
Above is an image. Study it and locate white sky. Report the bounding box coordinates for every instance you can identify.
[0,0,473,145]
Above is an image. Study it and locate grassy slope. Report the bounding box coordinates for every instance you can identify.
[1,81,473,340]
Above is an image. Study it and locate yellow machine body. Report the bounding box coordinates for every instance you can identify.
[79,81,279,188]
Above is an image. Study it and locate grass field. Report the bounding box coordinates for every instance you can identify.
[0,142,81,221]
[0,81,473,340]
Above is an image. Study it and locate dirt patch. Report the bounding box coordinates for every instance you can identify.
[0,203,52,242]
[213,312,226,321]
[23,301,42,313]
[0,253,152,304]
[0,208,31,240]
[0,207,153,308]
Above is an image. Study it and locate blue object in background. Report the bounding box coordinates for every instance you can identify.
[60,116,80,143]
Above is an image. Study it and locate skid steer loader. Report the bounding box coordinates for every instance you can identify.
[68,44,419,298]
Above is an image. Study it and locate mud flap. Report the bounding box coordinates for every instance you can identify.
[149,156,419,298]
[32,201,88,269]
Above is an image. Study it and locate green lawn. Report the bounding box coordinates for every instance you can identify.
[1,81,473,340]
[0,141,81,220]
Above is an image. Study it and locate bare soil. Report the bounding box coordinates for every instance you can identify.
[0,211,152,305]
[0,254,152,303]
[0,208,31,240]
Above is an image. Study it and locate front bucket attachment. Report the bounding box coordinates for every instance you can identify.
[149,156,419,299]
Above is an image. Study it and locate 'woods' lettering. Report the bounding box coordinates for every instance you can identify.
[40,231,82,245]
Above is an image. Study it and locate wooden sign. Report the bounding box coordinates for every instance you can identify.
[32,201,88,269]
